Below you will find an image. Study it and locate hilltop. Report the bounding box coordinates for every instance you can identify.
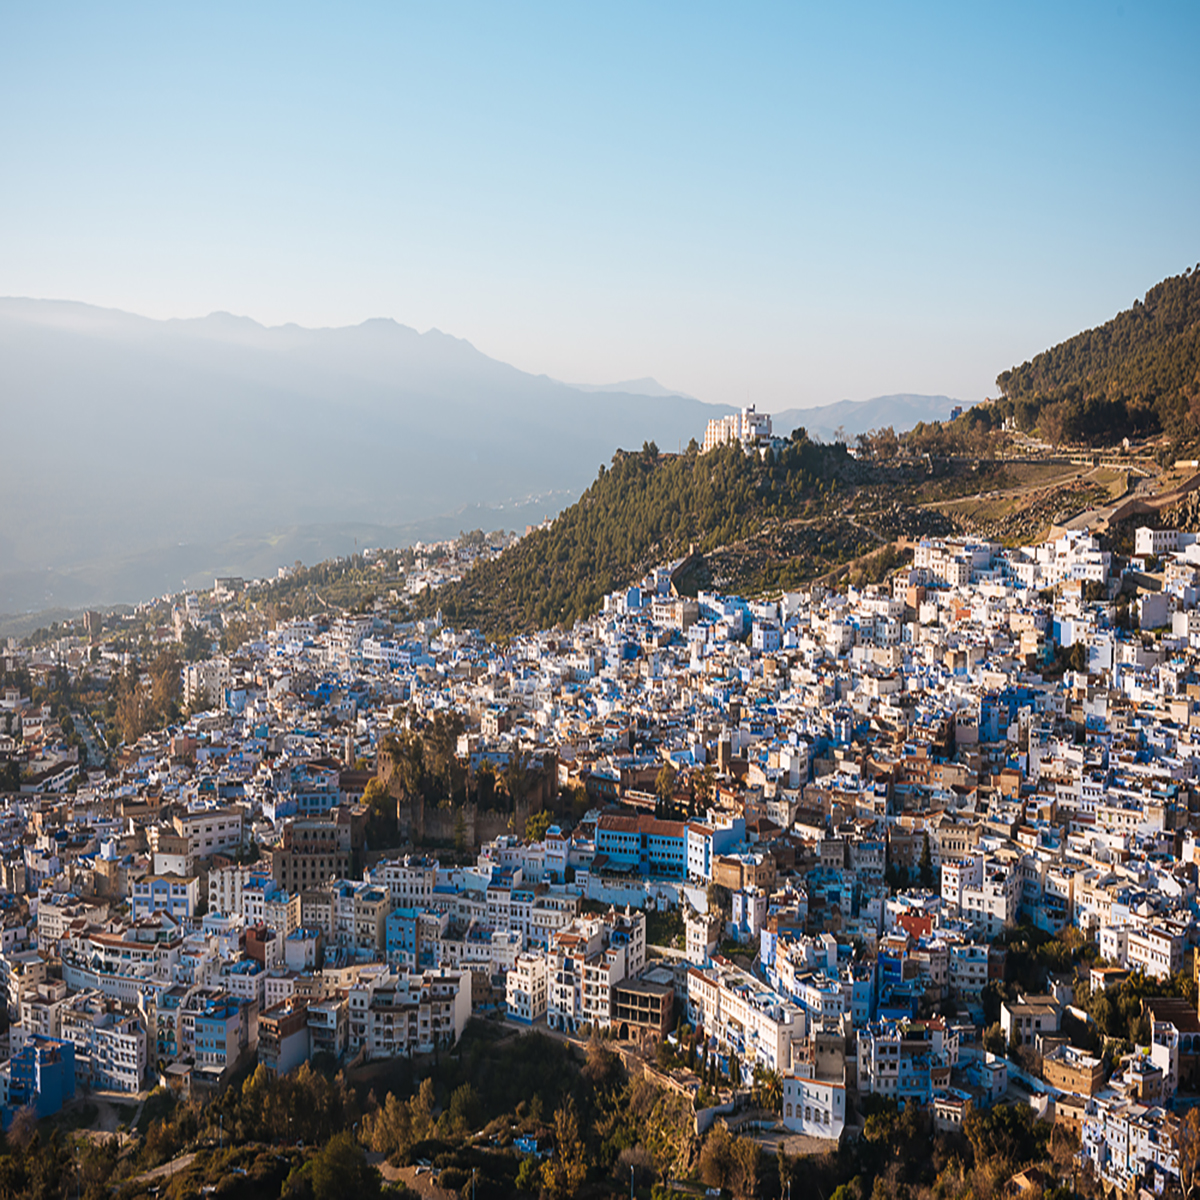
[414,434,988,638]
[417,437,859,635]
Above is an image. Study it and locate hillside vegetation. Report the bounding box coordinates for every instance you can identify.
[420,435,851,636]
[989,266,1200,446]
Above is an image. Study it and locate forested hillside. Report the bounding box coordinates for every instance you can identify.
[990,266,1200,445]
[421,435,850,636]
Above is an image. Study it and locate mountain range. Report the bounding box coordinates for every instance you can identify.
[563,377,699,400]
[772,394,965,444]
[0,300,736,612]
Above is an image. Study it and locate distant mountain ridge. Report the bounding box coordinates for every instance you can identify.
[770,394,967,443]
[0,299,734,610]
[564,376,699,400]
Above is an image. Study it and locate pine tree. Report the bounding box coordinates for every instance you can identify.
[919,833,934,888]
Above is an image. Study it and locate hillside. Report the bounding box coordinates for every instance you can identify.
[990,266,1200,446]
[418,436,855,636]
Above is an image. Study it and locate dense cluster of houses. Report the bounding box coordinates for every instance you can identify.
[4,520,1200,1192]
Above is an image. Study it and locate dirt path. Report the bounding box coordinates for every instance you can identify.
[367,1154,459,1200]
[123,1153,198,1188]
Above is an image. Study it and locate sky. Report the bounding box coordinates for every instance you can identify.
[1,2,1198,412]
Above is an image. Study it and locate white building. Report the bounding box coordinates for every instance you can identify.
[347,967,471,1059]
[686,960,804,1074]
[782,1064,847,1139]
[183,658,231,708]
[545,909,646,1033]
[1080,1095,1179,1193]
[59,990,147,1093]
[702,405,772,454]
[171,807,245,860]
[507,953,548,1024]
[1099,923,1182,981]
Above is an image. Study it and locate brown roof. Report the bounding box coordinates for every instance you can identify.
[598,814,688,837]
[1143,997,1200,1034]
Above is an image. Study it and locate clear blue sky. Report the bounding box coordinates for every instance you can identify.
[2,2,1197,411]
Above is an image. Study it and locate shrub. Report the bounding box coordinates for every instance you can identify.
[438,1167,469,1191]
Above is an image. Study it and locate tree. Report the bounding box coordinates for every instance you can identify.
[981,979,1008,1026]
[1063,641,1088,673]
[700,1122,735,1191]
[425,710,466,799]
[542,1097,588,1199]
[443,1082,480,1138]
[362,777,390,808]
[474,758,497,807]
[409,1077,436,1143]
[362,777,398,847]
[870,426,900,459]
[963,1101,1045,1173]
[982,1022,1007,1056]
[655,763,677,805]
[5,1104,38,1150]
[630,1078,693,1186]
[515,1157,540,1191]
[181,624,212,662]
[729,1137,761,1200]
[310,1131,378,1200]
[364,1090,412,1158]
[918,833,934,888]
[754,1067,782,1113]
[503,746,534,809]
[706,882,731,920]
[525,810,553,843]
[583,1036,622,1094]
[114,663,148,745]
[1178,1107,1200,1199]
[776,1147,794,1200]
